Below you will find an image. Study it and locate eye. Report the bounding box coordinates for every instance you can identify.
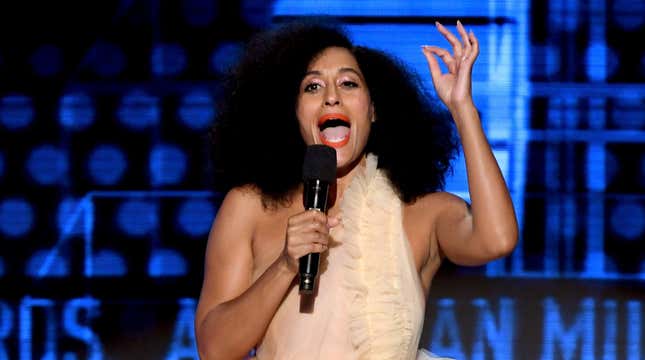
[304,83,322,92]
[340,80,359,88]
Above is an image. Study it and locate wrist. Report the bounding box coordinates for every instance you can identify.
[276,254,298,276]
[449,101,479,128]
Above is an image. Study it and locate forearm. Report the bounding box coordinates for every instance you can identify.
[452,103,518,255]
[197,257,296,359]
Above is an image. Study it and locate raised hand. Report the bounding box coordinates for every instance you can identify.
[422,21,479,113]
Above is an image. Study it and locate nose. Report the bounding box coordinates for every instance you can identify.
[324,86,340,106]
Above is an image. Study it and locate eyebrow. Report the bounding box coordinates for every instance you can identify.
[304,67,363,78]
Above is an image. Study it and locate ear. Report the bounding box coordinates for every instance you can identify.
[369,102,376,123]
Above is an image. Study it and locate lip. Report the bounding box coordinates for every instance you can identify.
[318,113,350,126]
[317,113,351,148]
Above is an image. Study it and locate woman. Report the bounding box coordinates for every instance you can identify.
[195,20,518,359]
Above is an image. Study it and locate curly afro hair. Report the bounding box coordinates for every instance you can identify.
[210,20,459,206]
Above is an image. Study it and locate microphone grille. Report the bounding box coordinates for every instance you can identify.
[302,145,337,183]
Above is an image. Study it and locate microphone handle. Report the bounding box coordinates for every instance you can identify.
[299,179,329,294]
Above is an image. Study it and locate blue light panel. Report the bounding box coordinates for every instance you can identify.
[0,95,34,130]
[177,199,215,236]
[88,144,127,185]
[151,43,187,77]
[211,41,244,75]
[59,92,95,130]
[30,44,63,77]
[26,145,69,185]
[0,198,34,238]
[116,200,159,236]
[149,144,187,186]
[177,90,216,130]
[91,249,127,277]
[148,249,188,277]
[117,90,160,130]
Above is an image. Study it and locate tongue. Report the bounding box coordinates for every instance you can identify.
[321,126,350,142]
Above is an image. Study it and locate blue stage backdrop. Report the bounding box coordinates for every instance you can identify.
[0,0,644,359]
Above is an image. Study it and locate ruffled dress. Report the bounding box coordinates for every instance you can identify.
[255,155,453,360]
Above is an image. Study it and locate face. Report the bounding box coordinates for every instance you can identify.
[296,46,374,173]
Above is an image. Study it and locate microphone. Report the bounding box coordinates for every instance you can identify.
[299,144,336,294]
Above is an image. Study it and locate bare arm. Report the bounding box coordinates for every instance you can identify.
[422,21,518,266]
[194,187,336,359]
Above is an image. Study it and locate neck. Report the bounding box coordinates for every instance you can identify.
[328,154,368,212]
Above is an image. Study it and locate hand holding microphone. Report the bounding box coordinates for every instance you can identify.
[281,145,337,294]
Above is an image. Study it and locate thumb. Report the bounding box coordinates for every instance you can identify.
[421,46,443,82]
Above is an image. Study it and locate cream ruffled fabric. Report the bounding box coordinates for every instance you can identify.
[256,155,432,359]
[338,154,426,359]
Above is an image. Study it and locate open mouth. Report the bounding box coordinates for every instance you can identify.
[318,113,351,148]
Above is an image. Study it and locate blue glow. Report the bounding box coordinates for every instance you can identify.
[627,301,642,360]
[178,90,215,130]
[611,97,644,129]
[148,249,188,277]
[30,44,63,77]
[20,297,57,359]
[88,144,127,185]
[541,297,594,360]
[26,250,70,277]
[603,301,617,358]
[0,198,34,238]
[92,250,127,277]
[0,95,34,130]
[606,150,618,184]
[59,92,95,130]
[117,200,159,236]
[117,90,160,130]
[211,41,244,75]
[166,298,198,359]
[26,145,69,185]
[586,144,606,191]
[471,298,515,360]
[57,197,84,236]
[149,144,187,186]
[549,0,581,31]
[177,199,215,236]
[641,154,645,187]
[182,0,217,27]
[585,42,618,82]
[273,0,493,17]
[241,0,273,28]
[151,43,187,76]
[63,297,103,360]
[609,201,645,239]
[430,299,465,359]
[611,0,645,30]
[0,301,11,358]
[88,42,125,77]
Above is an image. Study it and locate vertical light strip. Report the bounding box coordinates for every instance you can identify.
[584,0,607,278]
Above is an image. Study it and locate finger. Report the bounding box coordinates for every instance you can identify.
[327,216,341,228]
[424,45,456,74]
[289,209,327,226]
[308,242,328,254]
[468,30,480,61]
[421,46,443,81]
[456,21,472,60]
[435,21,462,58]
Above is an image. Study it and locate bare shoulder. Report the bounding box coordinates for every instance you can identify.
[407,191,469,221]
[220,185,264,213]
